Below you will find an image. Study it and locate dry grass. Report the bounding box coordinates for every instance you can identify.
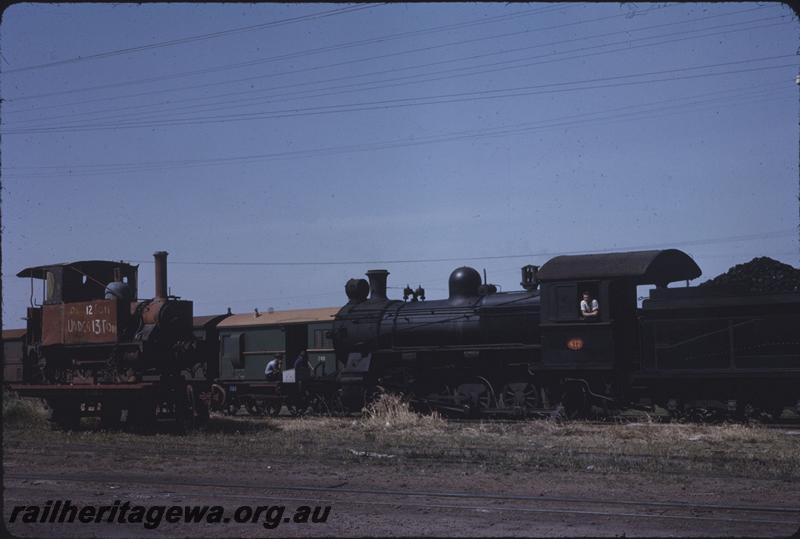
[4,395,798,479]
[2,390,49,429]
[360,393,445,432]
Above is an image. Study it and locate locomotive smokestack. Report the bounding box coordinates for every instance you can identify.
[365,269,389,300]
[154,251,168,299]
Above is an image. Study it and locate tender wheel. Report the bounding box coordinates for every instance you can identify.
[560,384,589,419]
[500,382,540,414]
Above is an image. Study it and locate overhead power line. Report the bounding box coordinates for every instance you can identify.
[3,50,794,136]
[8,6,769,127]
[3,79,791,177]
[128,230,796,267]
[3,3,748,105]
[2,4,385,74]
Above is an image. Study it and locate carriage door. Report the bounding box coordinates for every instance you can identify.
[284,324,308,367]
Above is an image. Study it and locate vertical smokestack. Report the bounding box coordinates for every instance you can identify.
[154,251,168,299]
[365,269,389,300]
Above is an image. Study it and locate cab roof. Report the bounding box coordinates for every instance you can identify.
[17,260,138,279]
[537,249,701,286]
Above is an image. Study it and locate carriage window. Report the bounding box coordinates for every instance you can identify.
[313,329,333,349]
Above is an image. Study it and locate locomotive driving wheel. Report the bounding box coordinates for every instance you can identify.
[455,377,496,415]
[500,382,540,414]
[175,384,198,433]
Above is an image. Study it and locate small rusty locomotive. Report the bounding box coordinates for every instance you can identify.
[9,252,208,430]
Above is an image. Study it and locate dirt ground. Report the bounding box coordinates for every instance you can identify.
[3,410,800,537]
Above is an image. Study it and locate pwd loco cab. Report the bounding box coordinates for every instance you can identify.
[10,252,208,430]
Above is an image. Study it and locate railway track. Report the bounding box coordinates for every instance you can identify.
[5,471,800,528]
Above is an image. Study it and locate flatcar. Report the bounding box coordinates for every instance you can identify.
[333,250,800,418]
[8,251,209,430]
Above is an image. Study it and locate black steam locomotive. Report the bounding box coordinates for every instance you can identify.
[9,252,209,430]
[333,250,800,419]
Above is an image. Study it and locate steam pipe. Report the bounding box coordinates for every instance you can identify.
[154,251,168,299]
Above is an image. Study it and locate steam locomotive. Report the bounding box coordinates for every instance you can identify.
[333,250,800,419]
[8,252,209,430]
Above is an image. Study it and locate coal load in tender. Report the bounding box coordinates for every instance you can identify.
[700,257,800,293]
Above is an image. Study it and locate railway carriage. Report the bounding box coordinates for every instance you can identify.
[212,307,341,416]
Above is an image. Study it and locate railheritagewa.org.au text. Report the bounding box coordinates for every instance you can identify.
[9,500,331,530]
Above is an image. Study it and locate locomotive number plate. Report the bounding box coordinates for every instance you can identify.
[566,337,584,351]
[42,300,119,345]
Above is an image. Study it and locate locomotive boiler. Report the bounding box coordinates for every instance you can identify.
[333,266,542,414]
[10,251,208,430]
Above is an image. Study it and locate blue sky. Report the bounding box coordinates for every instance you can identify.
[1,2,798,322]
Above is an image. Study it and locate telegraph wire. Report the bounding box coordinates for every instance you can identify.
[2,4,385,74]
[3,55,793,135]
[6,90,791,179]
[3,81,789,177]
[3,80,791,177]
[0,5,581,110]
[2,4,664,103]
[127,230,796,267]
[22,18,793,132]
[3,58,796,135]
[2,4,757,107]
[9,7,775,128]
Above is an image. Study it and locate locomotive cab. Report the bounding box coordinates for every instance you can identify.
[18,260,139,347]
[537,249,702,373]
[12,252,207,432]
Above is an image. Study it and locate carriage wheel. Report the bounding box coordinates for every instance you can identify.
[265,402,282,417]
[245,399,266,416]
[209,384,226,412]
